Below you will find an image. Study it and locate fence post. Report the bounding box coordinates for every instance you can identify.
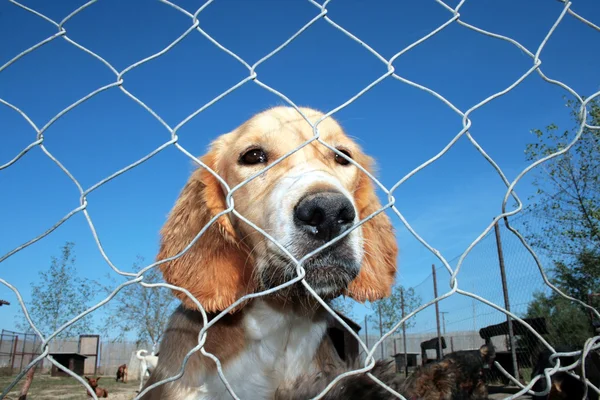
[365,315,369,350]
[30,334,38,366]
[400,287,409,377]
[432,264,443,359]
[589,293,600,328]
[472,284,477,349]
[98,342,103,375]
[11,335,19,374]
[19,334,26,372]
[378,305,384,359]
[494,220,520,382]
[441,311,448,335]
[0,330,4,360]
[95,337,100,376]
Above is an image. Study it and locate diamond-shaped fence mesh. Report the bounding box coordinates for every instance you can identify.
[361,208,600,388]
[1,0,599,399]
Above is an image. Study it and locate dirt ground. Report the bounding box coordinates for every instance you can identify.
[0,374,535,399]
[0,374,141,400]
[488,385,534,399]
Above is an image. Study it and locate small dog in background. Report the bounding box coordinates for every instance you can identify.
[402,343,496,400]
[276,343,496,400]
[116,363,128,383]
[85,376,108,398]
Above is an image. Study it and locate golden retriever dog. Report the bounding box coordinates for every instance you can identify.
[139,106,398,400]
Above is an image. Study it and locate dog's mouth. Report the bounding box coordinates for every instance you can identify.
[259,250,360,300]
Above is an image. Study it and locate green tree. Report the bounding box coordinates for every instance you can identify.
[550,249,600,306]
[100,256,177,351]
[524,97,600,257]
[369,285,421,333]
[520,97,600,351]
[16,241,96,337]
[522,249,600,334]
[15,242,95,400]
[523,291,593,349]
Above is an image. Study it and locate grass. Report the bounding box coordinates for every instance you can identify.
[0,372,140,400]
[1,368,535,399]
[520,367,533,383]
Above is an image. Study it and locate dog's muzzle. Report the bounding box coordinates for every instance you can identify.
[293,191,356,243]
[259,190,361,298]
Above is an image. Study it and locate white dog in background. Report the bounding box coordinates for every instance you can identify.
[136,349,159,393]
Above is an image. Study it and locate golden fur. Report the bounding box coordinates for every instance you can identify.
[157,106,397,312]
[142,106,398,399]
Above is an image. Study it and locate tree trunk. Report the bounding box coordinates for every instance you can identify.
[18,362,38,400]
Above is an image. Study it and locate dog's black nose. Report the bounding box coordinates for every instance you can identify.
[294,192,356,242]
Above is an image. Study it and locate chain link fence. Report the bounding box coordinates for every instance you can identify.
[1,0,600,399]
[360,207,599,385]
[0,330,149,379]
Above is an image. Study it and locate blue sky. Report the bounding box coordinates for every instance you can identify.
[1,0,599,339]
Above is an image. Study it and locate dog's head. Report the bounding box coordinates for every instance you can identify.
[85,376,100,388]
[157,107,398,312]
[478,343,496,367]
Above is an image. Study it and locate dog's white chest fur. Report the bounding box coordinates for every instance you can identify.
[196,300,327,400]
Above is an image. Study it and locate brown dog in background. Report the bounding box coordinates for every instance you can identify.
[276,343,496,400]
[85,376,108,398]
[116,363,128,383]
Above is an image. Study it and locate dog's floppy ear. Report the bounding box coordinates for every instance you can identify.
[347,153,398,302]
[156,138,253,313]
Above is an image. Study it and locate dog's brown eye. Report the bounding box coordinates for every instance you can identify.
[240,148,267,165]
[334,149,352,166]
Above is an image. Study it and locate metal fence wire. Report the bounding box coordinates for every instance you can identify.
[1,0,600,399]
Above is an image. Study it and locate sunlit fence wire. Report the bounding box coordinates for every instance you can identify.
[361,208,599,385]
[1,0,600,399]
